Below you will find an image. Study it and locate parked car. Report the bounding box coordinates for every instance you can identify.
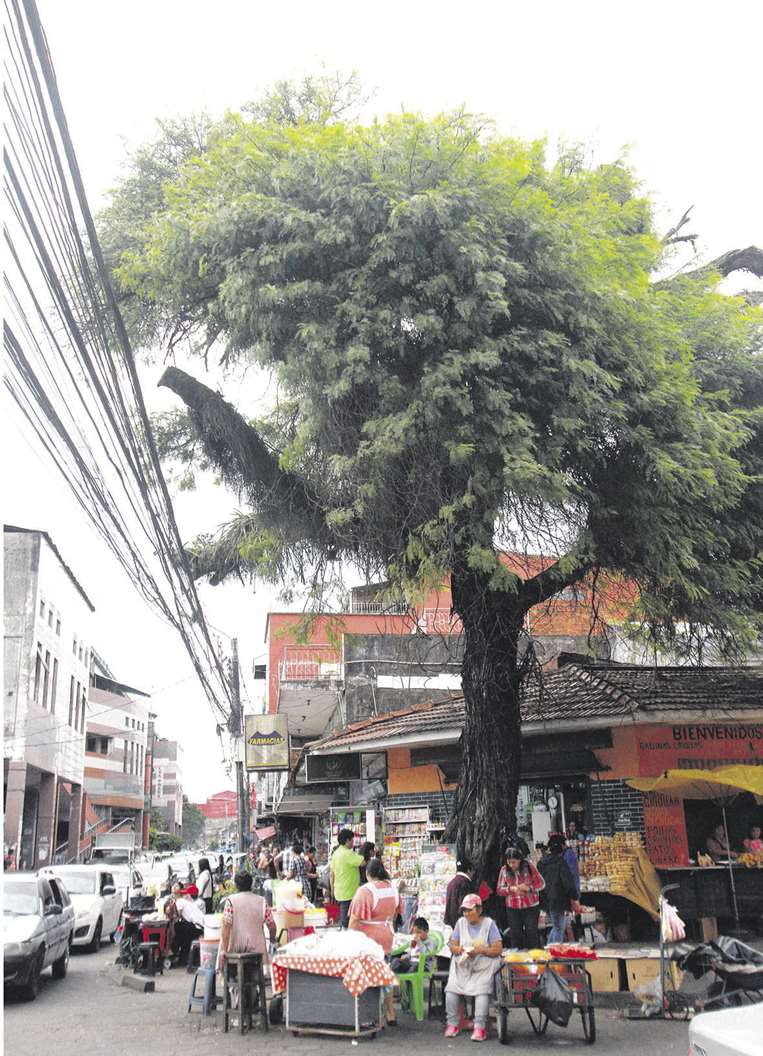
[40,865,123,950]
[109,864,145,906]
[3,872,75,1000]
[689,1003,763,1056]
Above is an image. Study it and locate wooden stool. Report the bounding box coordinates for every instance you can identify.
[221,952,268,1034]
[135,942,162,977]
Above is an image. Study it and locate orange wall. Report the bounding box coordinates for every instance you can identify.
[387,746,457,794]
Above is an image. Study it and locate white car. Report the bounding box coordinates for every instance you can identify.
[41,865,123,951]
[689,1003,763,1056]
[109,865,145,907]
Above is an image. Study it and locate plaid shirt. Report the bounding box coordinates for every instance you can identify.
[496,861,545,910]
[290,854,309,885]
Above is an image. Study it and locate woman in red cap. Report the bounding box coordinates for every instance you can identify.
[445,893,502,1042]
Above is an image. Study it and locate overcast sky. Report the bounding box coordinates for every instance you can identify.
[5,0,762,801]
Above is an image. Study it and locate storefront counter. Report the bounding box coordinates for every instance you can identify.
[657,865,763,924]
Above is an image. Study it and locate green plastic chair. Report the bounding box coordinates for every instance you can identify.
[397,930,444,1021]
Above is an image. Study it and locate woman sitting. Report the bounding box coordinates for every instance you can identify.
[218,870,276,969]
[445,893,502,1042]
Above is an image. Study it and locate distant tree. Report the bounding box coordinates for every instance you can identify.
[182,797,205,844]
[108,103,762,882]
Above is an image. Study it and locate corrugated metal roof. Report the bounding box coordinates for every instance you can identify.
[307,664,763,752]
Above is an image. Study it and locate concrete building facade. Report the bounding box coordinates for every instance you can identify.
[151,737,183,836]
[82,653,150,851]
[4,526,94,869]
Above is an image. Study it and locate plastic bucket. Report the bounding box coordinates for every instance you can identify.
[199,938,219,968]
[203,913,222,941]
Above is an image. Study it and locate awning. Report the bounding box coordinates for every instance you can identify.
[276,792,338,816]
[255,825,276,840]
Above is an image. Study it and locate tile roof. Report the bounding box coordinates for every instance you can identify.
[307,663,763,751]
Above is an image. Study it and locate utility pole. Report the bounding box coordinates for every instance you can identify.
[230,639,248,854]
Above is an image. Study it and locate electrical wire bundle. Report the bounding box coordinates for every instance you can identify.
[3,0,232,727]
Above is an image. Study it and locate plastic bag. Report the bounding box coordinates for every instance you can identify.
[530,966,574,1027]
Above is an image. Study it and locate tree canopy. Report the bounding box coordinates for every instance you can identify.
[105,101,763,873]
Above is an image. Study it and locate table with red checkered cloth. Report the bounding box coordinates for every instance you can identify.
[272,951,396,997]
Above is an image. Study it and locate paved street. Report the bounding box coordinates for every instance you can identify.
[5,941,689,1056]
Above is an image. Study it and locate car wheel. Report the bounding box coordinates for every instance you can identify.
[88,918,103,953]
[52,938,70,980]
[20,948,44,1001]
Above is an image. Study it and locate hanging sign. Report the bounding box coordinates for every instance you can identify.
[244,714,289,771]
[305,753,362,783]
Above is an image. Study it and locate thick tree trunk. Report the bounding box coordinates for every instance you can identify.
[444,562,526,887]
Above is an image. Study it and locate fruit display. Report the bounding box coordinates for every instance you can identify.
[546,943,597,960]
[738,850,763,868]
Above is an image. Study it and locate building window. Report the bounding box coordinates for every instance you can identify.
[123,742,128,772]
[86,734,97,752]
[39,598,46,618]
[47,606,54,627]
[55,616,61,635]
[73,684,80,731]
[42,649,51,708]
[78,643,83,662]
[125,715,130,727]
[50,658,58,713]
[80,686,87,732]
[33,643,43,703]
[73,635,77,656]
[68,676,75,725]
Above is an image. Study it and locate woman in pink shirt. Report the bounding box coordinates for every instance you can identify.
[349,858,402,1025]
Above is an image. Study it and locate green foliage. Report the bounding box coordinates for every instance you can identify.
[112,107,761,650]
[182,797,206,844]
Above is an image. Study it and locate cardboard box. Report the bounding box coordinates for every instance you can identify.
[625,957,682,993]
[586,958,621,992]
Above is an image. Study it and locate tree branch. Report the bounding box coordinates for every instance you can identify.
[519,555,595,610]
[682,246,763,282]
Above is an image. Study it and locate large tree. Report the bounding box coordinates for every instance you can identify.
[109,107,762,881]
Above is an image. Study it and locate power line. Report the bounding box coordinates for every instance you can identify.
[3,0,232,728]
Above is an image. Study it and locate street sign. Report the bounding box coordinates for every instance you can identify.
[244,714,289,771]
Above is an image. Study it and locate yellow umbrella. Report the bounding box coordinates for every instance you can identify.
[626,765,763,927]
[627,765,763,800]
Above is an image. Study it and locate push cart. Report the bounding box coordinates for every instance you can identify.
[286,970,383,1038]
[494,960,596,1045]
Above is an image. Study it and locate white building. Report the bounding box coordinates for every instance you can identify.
[151,737,183,836]
[4,526,95,868]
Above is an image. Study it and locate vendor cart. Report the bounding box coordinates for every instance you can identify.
[494,960,596,1045]
[286,970,383,1038]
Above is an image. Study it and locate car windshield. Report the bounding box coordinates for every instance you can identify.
[56,871,97,894]
[4,883,40,915]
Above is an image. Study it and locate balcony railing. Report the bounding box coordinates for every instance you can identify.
[350,600,409,615]
[279,647,340,682]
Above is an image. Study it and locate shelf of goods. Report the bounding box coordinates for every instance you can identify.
[329,807,376,851]
[578,832,644,894]
[416,843,457,930]
[382,807,431,893]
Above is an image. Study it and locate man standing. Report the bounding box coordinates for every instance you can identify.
[445,859,473,928]
[329,828,363,927]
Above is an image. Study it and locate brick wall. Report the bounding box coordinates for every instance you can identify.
[590,779,644,836]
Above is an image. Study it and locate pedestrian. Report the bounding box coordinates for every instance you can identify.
[444,894,502,1042]
[358,841,376,884]
[217,870,277,970]
[287,842,310,888]
[444,859,473,928]
[305,846,319,902]
[496,846,545,949]
[197,857,214,913]
[330,828,364,927]
[348,857,402,1026]
[216,854,225,882]
[538,835,578,943]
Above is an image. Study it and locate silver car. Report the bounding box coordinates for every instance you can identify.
[3,873,75,1000]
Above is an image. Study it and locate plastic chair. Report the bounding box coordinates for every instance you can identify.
[397,931,444,1021]
[188,966,217,1015]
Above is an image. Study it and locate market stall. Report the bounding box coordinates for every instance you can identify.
[627,765,763,933]
[577,832,661,935]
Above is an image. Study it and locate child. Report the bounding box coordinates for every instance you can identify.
[390,916,437,973]
[743,825,763,853]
